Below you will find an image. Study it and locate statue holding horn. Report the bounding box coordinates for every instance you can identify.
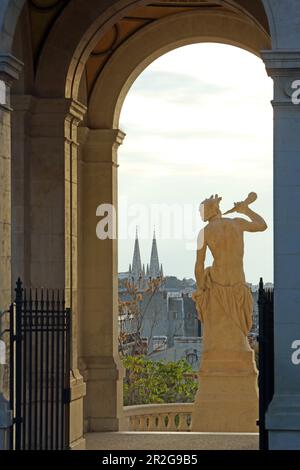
[192,192,267,432]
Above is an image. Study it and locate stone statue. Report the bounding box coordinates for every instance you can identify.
[194,193,267,351]
[192,193,268,432]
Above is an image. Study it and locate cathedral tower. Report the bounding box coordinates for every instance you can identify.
[130,228,143,285]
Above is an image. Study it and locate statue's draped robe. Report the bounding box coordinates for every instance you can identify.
[194,267,253,352]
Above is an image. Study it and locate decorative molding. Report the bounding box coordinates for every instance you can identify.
[26,97,86,139]
[261,51,300,108]
[84,128,126,147]
[79,128,125,166]
[31,97,86,117]
[68,99,87,123]
[91,24,121,57]
[261,50,300,75]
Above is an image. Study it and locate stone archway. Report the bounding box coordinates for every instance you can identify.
[77,5,272,439]
[1,0,300,450]
[8,1,274,443]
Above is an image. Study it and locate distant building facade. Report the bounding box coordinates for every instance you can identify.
[119,230,201,369]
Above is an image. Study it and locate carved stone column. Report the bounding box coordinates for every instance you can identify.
[78,127,125,432]
[262,50,300,450]
[28,97,87,449]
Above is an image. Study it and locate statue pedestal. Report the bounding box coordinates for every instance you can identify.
[192,350,258,433]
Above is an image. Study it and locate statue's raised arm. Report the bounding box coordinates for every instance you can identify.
[233,202,268,233]
[223,191,268,232]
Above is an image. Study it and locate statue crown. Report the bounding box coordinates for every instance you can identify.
[201,194,222,209]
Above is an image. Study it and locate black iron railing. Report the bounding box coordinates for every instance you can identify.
[9,278,71,450]
[258,277,274,451]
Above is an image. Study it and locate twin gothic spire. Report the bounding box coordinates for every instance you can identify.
[129,228,163,286]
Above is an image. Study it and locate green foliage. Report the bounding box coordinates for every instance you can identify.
[123,355,198,406]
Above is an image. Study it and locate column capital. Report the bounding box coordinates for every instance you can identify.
[79,128,126,148]
[30,97,87,137]
[78,128,125,166]
[261,50,300,76]
[261,50,300,108]
[32,97,86,120]
[68,99,87,125]
[0,53,23,85]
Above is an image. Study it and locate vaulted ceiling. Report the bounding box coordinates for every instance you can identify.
[26,0,270,97]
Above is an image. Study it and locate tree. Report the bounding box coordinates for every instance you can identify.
[118,277,164,357]
[123,355,198,406]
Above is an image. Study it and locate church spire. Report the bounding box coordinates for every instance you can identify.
[149,228,161,279]
[131,227,142,284]
[160,263,163,278]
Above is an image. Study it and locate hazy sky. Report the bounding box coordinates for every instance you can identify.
[118,43,274,284]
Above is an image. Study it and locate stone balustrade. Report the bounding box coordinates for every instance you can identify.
[123,403,193,432]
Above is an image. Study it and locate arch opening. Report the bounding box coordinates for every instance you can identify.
[116,42,273,406]
[75,6,273,438]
